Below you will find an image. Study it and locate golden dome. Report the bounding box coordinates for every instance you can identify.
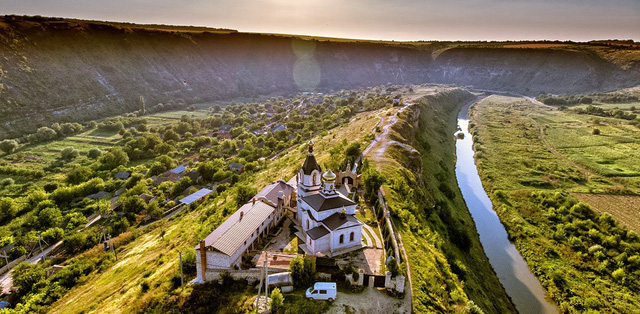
[322,170,336,182]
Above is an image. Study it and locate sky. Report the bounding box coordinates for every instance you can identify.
[1,0,639,41]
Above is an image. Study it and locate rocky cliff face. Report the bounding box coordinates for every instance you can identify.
[0,16,639,138]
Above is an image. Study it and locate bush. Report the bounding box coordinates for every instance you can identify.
[67,166,92,184]
[270,288,284,313]
[0,178,14,187]
[592,128,601,135]
[98,147,130,169]
[182,250,197,275]
[87,148,103,159]
[0,139,19,153]
[63,233,87,254]
[38,207,62,229]
[611,268,625,282]
[0,197,17,223]
[61,147,79,160]
[42,227,65,243]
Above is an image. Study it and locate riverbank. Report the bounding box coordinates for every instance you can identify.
[469,95,640,312]
[455,98,557,313]
[370,89,517,313]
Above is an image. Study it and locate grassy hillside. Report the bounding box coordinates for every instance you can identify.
[372,90,516,313]
[469,95,640,312]
[44,104,383,313]
[1,15,640,139]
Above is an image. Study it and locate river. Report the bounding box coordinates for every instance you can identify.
[455,99,557,314]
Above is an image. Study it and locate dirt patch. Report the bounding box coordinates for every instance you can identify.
[572,193,640,233]
[327,288,409,314]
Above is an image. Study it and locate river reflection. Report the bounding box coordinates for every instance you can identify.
[455,100,557,314]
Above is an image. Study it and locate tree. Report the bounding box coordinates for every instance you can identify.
[120,196,147,216]
[36,126,57,142]
[99,147,129,169]
[363,168,386,202]
[39,207,62,229]
[67,166,92,184]
[87,148,103,159]
[234,184,257,206]
[270,288,284,313]
[289,255,315,288]
[61,147,79,160]
[0,139,19,153]
[0,197,17,223]
[289,256,305,288]
[172,176,193,197]
[12,263,46,295]
[164,129,180,142]
[147,200,163,219]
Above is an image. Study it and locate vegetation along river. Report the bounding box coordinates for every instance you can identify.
[455,99,557,314]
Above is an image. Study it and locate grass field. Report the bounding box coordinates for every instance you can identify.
[47,102,383,314]
[470,95,640,312]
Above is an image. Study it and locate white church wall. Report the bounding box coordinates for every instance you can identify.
[330,225,362,251]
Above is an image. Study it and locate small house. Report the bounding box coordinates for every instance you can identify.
[170,165,187,175]
[139,193,156,204]
[114,172,131,180]
[228,163,244,173]
[270,124,286,133]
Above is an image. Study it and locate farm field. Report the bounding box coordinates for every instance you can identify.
[572,193,640,233]
[470,94,640,312]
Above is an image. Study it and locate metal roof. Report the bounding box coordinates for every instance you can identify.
[301,193,355,212]
[170,165,187,174]
[180,188,212,205]
[307,225,330,240]
[253,180,293,206]
[323,212,361,231]
[211,201,276,256]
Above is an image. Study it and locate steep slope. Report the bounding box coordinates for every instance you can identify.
[1,16,639,139]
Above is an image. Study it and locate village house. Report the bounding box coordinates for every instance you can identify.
[218,124,232,139]
[194,142,362,280]
[195,180,294,280]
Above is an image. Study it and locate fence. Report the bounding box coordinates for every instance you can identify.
[0,255,26,275]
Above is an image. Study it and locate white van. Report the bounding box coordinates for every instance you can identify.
[305,282,337,301]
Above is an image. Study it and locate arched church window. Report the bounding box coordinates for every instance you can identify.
[312,173,317,184]
[339,234,344,244]
[350,232,354,242]
[306,219,309,229]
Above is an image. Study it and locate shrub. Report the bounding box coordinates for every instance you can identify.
[87,148,103,159]
[67,166,92,184]
[0,178,14,187]
[0,197,17,223]
[98,147,129,169]
[611,268,625,282]
[0,139,19,153]
[42,227,65,243]
[592,128,601,135]
[63,233,87,254]
[38,207,62,229]
[61,147,79,160]
[270,288,284,313]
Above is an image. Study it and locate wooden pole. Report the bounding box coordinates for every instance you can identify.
[109,234,117,261]
[179,251,184,289]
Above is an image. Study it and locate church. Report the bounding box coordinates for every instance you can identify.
[296,142,363,255]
